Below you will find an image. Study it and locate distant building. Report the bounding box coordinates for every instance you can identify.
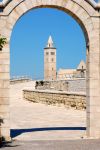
[44,36,56,81]
[57,60,86,80]
[44,36,86,81]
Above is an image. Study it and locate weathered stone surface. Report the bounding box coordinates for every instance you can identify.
[36,79,86,93]
[23,90,86,110]
[0,0,100,140]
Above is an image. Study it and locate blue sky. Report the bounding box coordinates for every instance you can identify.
[10,8,86,79]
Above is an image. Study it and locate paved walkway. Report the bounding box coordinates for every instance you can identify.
[1,81,99,150]
[1,140,100,150]
[10,81,86,141]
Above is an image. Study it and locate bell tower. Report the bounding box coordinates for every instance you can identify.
[44,36,56,80]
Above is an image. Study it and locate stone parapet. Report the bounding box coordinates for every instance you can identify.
[36,79,86,93]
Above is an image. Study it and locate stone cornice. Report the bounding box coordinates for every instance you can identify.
[0,0,100,9]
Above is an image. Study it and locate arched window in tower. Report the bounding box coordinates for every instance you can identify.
[51,52,55,55]
[46,52,49,55]
[52,58,54,62]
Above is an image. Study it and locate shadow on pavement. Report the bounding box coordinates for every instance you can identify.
[11,127,86,138]
[0,142,19,149]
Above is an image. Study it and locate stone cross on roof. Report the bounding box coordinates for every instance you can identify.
[77,60,86,70]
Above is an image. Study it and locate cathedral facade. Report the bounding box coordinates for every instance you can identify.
[57,60,86,80]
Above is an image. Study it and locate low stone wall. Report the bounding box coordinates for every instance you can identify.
[23,90,86,110]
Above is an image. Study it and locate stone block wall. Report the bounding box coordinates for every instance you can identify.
[36,79,86,93]
[23,90,86,110]
[35,80,68,91]
[68,79,86,93]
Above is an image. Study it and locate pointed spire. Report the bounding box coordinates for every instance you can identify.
[46,35,54,48]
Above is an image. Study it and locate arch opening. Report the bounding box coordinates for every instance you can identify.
[10,7,86,80]
[9,7,87,140]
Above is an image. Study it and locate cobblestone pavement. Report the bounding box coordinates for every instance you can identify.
[1,140,100,150]
[10,81,86,141]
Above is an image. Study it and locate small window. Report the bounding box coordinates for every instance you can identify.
[51,52,55,55]
[46,52,49,55]
[52,58,54,62]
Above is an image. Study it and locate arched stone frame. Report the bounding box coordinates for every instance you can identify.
[0,0,100,140]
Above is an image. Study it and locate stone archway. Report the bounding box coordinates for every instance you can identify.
[0,0,100,141]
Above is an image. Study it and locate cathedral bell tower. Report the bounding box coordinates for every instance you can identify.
[44,36,56,81]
